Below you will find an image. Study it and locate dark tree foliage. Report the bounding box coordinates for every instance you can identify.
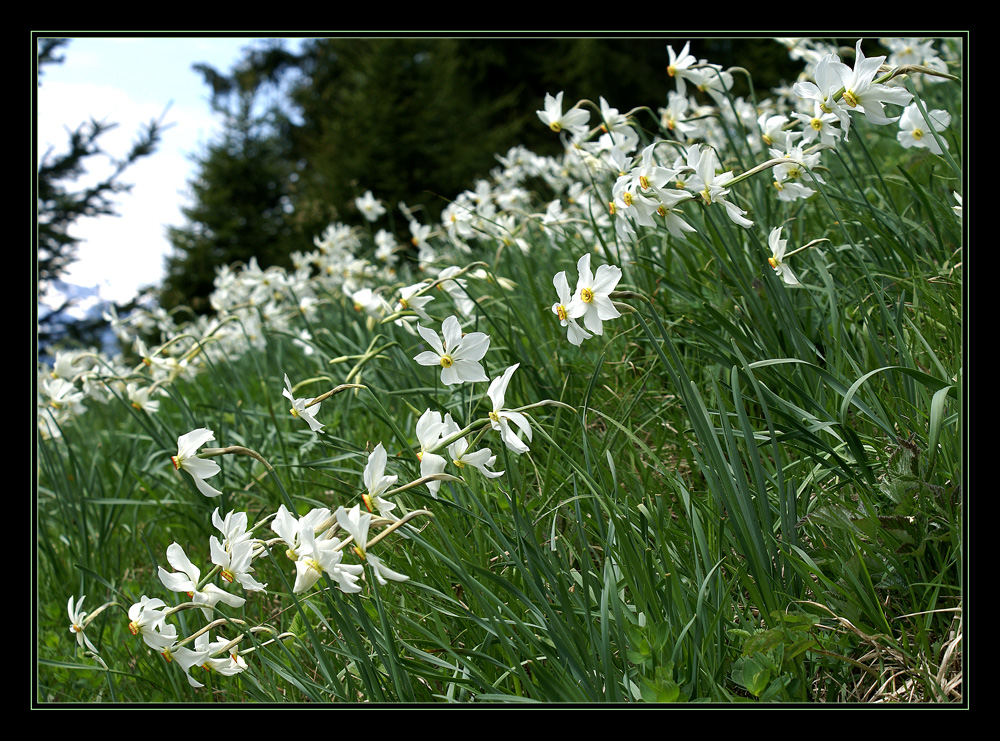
[283,38,529,244]
[160,36,804,312]
[159,43,300,313]
[36,38,168,351]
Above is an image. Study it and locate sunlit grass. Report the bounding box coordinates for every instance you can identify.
[36,37,963,705]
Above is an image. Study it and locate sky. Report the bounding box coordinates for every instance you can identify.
[36,35,308,315]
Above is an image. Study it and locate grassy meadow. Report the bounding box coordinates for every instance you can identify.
[36,37,964,704]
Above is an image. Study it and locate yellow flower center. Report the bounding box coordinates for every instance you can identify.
[285,547,298,561]
[305,557,322,575]
[128,621,139,636]
[667,64,676,77]
[290,406,300,418]
[768,256,780,269]
[656,205,668,217]
[608,201,616,216]
[489,411,500,423]
[580,287,594,303]
[452,458,466,468]
[556,304,568,321]
[170,455,181,470]
[362,493,374,513]
[810,117,823,131]
[439,354,454,368]
[773,180,784,191]
[639,175,650,190]
[912,128,924,140]
[762,133,773,146]
[549,121,562,133]
[842,90,859,108]
[221,569,235,583]
[622,191,633,207]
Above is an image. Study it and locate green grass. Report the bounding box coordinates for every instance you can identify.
[35,37,964,705]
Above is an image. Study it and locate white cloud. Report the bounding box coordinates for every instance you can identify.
[37,75,220,305]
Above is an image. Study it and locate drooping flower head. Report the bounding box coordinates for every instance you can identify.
[171,428,223,498]
[552,271,592,346]
[766,227,802,286]
[282,374,324,433]
[486,364,533,455]
[362,443,399,518]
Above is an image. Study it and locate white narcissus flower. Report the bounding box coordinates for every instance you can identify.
[767,227,802,287]
[595,96,639,153]
[792,52,853,138]
[271,505,362,593]
[415,409,448,497]
[686,144,753,228]
[158,542,246,619]
[792,102,842,149]
[551,270,592,346]
[448,434,504,480]
[41,377,86,416]
[837,40,913,128]
[210,535,267,593]
[567,253,623,337]
[336,504,409,585]
[336,504,373,556]
[486,364,533,455]
[355,190,386,222]
[282,374,324,433]
[363,443,399,519]
[290,524,361,594]
[171,428,223,498]
[271,504,331,558]
[212,508,253,550]
[127,595,178,652]
[126,382,160,415]
[666,41,699,96]
[365,552,411,586]
[394,282,435,334]
[203,634,250,677]
[413,315,490,386]
[896,103,951,155]
[434,265,476,317]
[166,635,212,688]
[649,188,697,239]
[68,595,99,654]
[659,90,700,141]
[536,91,590,140]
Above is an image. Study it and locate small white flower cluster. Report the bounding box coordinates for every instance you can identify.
[531,38,956,295]
[71,427,429,689]
[551,253,623,346]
